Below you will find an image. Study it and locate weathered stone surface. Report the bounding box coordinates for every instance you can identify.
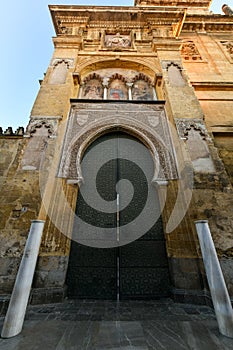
[0,1,233,305]
[33,256,69,288]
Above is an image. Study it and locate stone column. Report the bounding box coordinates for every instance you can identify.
[126,82,133,100]
[102,77,109,100]
[78,83,84,98]
[152,86,157,100]
[152,180,168,212]
[1,220,45,338]
[103,85,108,100]
[195,220,233,338]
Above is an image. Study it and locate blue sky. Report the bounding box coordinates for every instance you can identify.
[0,0,227,130]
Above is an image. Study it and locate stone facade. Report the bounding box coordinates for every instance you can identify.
[0,0,233,308]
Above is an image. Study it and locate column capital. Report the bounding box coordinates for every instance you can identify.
[102,77,110,88]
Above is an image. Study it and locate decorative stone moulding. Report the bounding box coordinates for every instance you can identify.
[25,117,62,138]
[50,58,74,68]
[57,102,178,183]
[49,5,189,45]
[175,118,212,142]
[161,61,186,87]
[134,0,211,8]
[183,18,233,33]
[55,15,89,35]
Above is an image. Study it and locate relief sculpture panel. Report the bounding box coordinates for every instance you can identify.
[105,33,131,49]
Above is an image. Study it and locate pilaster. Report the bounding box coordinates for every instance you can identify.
[156,41,204,120]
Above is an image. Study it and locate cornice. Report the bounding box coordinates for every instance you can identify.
[50,6,185,36]
[191,82,233,91]
[53,37,83,49]
[153,39,182,51]
[49,6,233,37]
[135,0,211,8]
[183,14,233,32]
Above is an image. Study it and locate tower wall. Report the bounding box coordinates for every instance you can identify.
[0,3,233,308]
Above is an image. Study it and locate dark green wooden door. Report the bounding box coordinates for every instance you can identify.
[66,132,170,299]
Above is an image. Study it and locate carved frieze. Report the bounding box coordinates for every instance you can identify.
[57,102,178,182]
[56,15,89,35]
[135,0,211,6]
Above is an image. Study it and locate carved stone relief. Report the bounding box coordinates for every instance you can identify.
[221,41,233,57]
[104,33,131,49]
[60,27,73,35]
[181,41,202,61]
[57,102,178,182]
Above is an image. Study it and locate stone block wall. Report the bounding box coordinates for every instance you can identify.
[0,3,233,308]
[0,134,41,294]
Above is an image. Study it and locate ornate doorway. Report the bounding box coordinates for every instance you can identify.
[66,132,170,299]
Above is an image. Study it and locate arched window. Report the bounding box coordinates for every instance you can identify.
[132,74,153,100]
[167,63,185,87]
[108,74,128,100]
[82,74,103,99]
[49,60,69,84]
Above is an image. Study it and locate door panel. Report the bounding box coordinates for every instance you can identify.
[67,242,117,299]
[119,218,171,299]
[67,133,118,299]
[120,267,171,298]
[66,132,171,299]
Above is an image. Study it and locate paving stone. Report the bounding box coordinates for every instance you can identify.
[0,299,232,349]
